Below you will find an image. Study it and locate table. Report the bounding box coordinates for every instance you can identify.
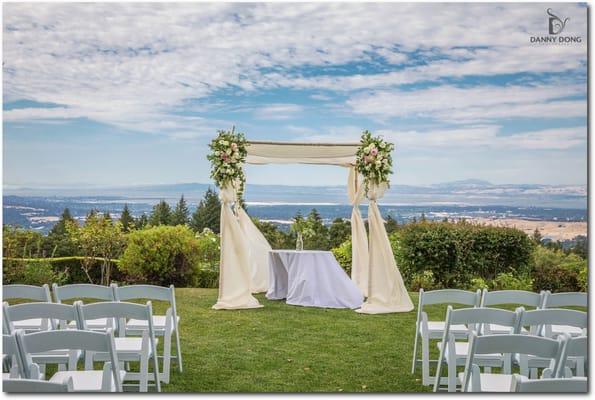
[266,250,364,309]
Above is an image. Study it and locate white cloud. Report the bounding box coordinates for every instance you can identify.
[253,104,303,120]
[3,3,587,136]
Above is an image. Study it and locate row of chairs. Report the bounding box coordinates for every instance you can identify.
[411,289,587,391]
[3,283,183,392]
[434,306,587,392]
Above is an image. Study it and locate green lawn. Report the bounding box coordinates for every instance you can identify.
[162,288,442,393]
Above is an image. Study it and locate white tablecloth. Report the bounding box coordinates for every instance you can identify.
[266,250,364,309]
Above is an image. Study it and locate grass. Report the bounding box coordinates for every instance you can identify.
[161,288,442,393]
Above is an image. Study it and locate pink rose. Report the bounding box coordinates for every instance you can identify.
[231,143,238,151]
[370,148,378,156]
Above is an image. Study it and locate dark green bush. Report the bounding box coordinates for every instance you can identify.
[195,266,219,288]
[531,246,585,292]
[119,225,202,287]
[331,240,352,276]
[393,220,534,289]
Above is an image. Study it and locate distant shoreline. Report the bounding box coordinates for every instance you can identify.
[466,218,587,241]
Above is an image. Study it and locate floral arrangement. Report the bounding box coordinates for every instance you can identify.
[207,127,248,199]
[355,130,394,193]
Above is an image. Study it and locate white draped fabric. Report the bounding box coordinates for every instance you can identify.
[212,184,263,310]
[237,206,271,293]
[356,183,414,314]
[347,166,369,297]
[245,141,359,166]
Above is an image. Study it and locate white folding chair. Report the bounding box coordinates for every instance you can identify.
[3,377,74,393]
[2,284,52,332]
[511,374,587,393]
[542,291,588,337]
[460,333,563,392]
[52,284,117,331]
[2,333,24,379]
[411,289,481,386]
[433,306,520,392]
[480,289,545,334]
[516,308,587,378]
[114,284,182,383]
[556,334,588,378]
[15,329,123,392]
[76,301,161,392]
[3,302,83,372]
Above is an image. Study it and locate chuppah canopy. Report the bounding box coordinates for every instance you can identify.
[210,131,413,314]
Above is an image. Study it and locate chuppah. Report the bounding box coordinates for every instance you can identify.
[208,128,413,314]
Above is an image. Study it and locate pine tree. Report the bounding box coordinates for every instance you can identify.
[45,208,78,257]
[49,208,75,236]
[103,211,112,222]
[120,204,134,232]
[135,213,149,229]
[149,200,172,226]
[385,215,399,234]
[190,187,221,233]
[532,228,543,244]
[171,195,190,226]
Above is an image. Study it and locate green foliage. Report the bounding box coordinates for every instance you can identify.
[171,195,190,226]
[194,228,220,268]
[328,218,351,249]
[190,187,221,233]
[577,266,588,292]
[385,215,399,234]
[409,270,436,292]
[253,219,293,249]
[531,246,586,292]
[490,272,533,291]
[393,220,534,289]
[2,257,113,285]
[135,213,149,229]
[67,214,126,285]
[149,200,172,226]
[119,204,134,232]
[119,225,201,287]
[3,225,46,258]
[194,266,219,288]
[467,277,489,291]
[331,240,352,276]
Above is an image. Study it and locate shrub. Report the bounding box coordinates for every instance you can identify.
[3,258,68,286]
[195,228,220,268]
[490,272,533,291]
[195,266,219,288]
[119,225,202,286]
[331,240,352,276]
[532,246,585,292]
[577,267,587,292]
[393,220,534,289]
[409,270,436,291]
[467,277,489,291]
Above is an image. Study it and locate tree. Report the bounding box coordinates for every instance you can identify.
[45,208,78,257]
[304,208,329,250]
[149,200,172,226]
[171,195,190,226]
[328,218,351,249]
[103,211,112,221]
[190,187,221,233]
[385,215,399,234]
[66,213,126,285]
[120,204,134,232]
[532,228,543,244]
[135,213,149,230]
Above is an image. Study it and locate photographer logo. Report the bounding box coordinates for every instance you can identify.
[530,8,581,44]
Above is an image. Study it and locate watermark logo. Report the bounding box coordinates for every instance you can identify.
[530,8,581,44]
[547,8,569,35]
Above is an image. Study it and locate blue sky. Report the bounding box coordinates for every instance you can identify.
[3,3,587,188]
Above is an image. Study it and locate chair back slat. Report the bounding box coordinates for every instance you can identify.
[473,333,560,358]
[115,284,172,302]
[53,284,115,303]
[3,284,51,302]
[5,302,77,324]
[564,335,588,357]
[421,289,480,307]
[544,292,587,308]
[520,308,587,330]
[77,301,151,322]
[3,378,74,393]
[450,307,518,327]
[481,289,542,308]
[16,328,113,354]
[512,374,587,393]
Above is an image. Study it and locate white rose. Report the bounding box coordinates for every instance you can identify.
[380,142,386,149]
[364,146,370,154]
[226,149,232,155]
[375,161,382,167]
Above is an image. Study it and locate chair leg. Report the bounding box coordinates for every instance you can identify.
[447,360,457,392]
[576,358,585,377]
[411,331,419,374]
[421,336,430,386]
[139,351,149,393]
[161,331,172,384]
[174,327,183,373]
[529,367,538,379]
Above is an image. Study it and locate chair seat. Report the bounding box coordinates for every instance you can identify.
[438,342,502,365]
[49,370,126,392]
[92,338,158,362]
[68,318,111,330]
[486,324,528,335]
[126,315,179,333]
[13,318,46,331]
[457,372,513,392]
[550,325,584,337]
[425,322,468,338]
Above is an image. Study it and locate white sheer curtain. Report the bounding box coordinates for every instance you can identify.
[237,206,271,293]
[348,166,369,297]
[356,183,413,314]
[212,184,263,310]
